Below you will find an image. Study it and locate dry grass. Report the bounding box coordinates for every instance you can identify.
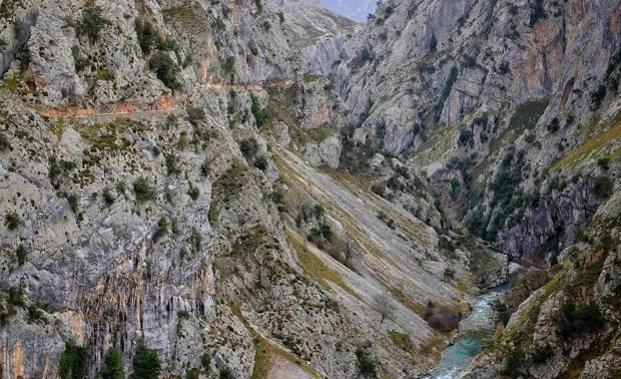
[286,227,362,302]
[417,334,447,363]
[388,287,426,316]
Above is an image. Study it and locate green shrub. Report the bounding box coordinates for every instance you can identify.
[27,303,44,322]
[132,341,161,379]
[531,343,553,363]
[219,367,233,379]
[355,347,377,377]
[166,153,180,176]
[135,18,158,54]
[187,106,205,126]
[213,163,247,202]
[58,341,89,379]
[250,95,268,128]
[0,132,11,151]
[149,51,180,90]
[593,175,613,199]
[351,48,373,70]
[188,228,201,253]
[16,245,26,265]
[239,138,259,159]
[103,188,115,207]
[253,155,268,171]
[49,157,78,189]
[546,117,560,133]
[153,217,169,242]
[186,368,200,379]
[8,287,26,307]
[67,194,80,214]
[200,159,210,177]
[502,345,524,375]
[100,348,125,379]
[458,129,474,147]
[135,18,176,55]
[201,354,211,371]
[177,131,190,149]
[133,177,156,203]
[71,46,89,72]
[5,211,21,230]
[96,68,114,81]
[188,185,200,200]
[222,56,235,81]
[597,157,610,170]
[463,55,476,68]
[558,302,605,339]
[78,1,110,43]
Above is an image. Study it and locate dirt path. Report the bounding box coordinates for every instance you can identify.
[37,79,294,121]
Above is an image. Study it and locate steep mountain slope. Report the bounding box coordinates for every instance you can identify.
[331,0,621,261]
[317,0,621,377]
[1,0,620,378]
[464,193,621,378]
[0,0,498,378]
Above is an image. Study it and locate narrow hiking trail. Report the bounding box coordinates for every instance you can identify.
[37,79,295,121]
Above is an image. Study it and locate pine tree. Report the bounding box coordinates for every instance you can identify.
[100,348,125,379]
[131,341,161,379]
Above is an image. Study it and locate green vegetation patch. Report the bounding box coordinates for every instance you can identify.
[301,124,335,145]
[489,99,548,154]
[264,87,298,130]
[162,5,208,29]
[212,162,247,202]
[389,330,416,355]
[58,341,89,379]
[508,100,549,131]
[75,119,149,154]
[553,116,621,170]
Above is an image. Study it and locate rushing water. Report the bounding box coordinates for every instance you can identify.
[426,283,509,379]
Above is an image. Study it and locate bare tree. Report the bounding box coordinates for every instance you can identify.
[373,294,396,324]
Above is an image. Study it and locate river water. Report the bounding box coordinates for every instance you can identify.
[425,283,509,379]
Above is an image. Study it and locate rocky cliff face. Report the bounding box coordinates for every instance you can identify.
[1,0,620,378]
[322,0,621,376]
[0,0,502,378]
[331,0,621,262]
[464,191,621,378]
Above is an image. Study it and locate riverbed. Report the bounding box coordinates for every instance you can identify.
[426,283,509,379]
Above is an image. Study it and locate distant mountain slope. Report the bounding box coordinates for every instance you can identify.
[318,0,376,22]
[274,0,357,48]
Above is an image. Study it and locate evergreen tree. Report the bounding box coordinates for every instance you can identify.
[100,348,125,379]
[131,341,161,379]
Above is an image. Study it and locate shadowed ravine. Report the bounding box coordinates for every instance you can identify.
[427,283,510,379]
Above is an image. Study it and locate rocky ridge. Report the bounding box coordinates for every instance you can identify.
[1,0,620,377]
[0,0,502,378]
